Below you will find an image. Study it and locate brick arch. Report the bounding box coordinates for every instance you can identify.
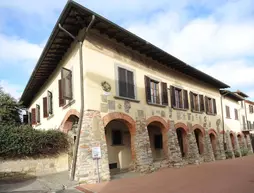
[103,112,135,135]
[192,124,205,155]
[60,109,80,133]
[191,124,205,136]
[103,112,136,160]
[237,132,244,143]
[230,131,236,149]
[146,116,169,131]
[208,128,218,136]
[146,116,169,158]
[174,122,189,133]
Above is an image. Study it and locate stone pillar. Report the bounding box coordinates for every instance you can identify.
[215,134,226,160]
[75,110,110,183]
[167,121,183,168]
[186,123,200,165]
[233,134,242,157]
[225,131,235,159]
[203,131,215,162]
[134,117,153,173]
[246,134,253,154]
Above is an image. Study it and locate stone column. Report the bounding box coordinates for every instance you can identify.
[246,134,253,154]
[75,110,110,183]
[203,131,215,162]
[186,123,200,165]
[167,121,183,168]
[225,131,235,159]
[233,134,242,157]
[215,134,226,160]
[134,117,153,173]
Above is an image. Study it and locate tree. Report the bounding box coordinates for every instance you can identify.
[0,87,22,126]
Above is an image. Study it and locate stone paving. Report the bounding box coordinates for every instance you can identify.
[77,155,254,193]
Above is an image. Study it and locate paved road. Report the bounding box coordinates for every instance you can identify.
[78,155,254,193]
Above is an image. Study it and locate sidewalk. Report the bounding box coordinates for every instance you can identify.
[0,171,80,193]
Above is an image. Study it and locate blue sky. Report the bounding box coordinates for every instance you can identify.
[1,0,254,100]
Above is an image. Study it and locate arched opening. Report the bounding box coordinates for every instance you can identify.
[230,133,235,150]
[63,114,79,171]
[209,133,217,157]
[237,134,242,148]
[194,129,204,155]
[147,121,167,160]
[105,120,133,175]
[176,127,188,157]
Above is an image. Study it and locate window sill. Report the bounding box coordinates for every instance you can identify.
[206,112,217,116]
[191,110,204,114]
[63,99,75,109]
[147,102,167,107]
[47,114,54,120]
[114,96,140,103]
[173,107,188,111]
[34,123,41,127]
[226,117,231,119]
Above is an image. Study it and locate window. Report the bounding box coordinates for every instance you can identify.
[43,91,53,118]
[61,67,73,100]
[205,97,217,115]
[241,101,244,108]
[117,67,135,99]
[36,104,40,123]
[31,108,36,125]
[170,86,188,110]
[154,134,163,149]
[112,130,123,145]
[145,76,168,105]
[225,106,230,118]
[48,91,53,115]
[190,92,204,112]
[234,109,238,120]
[249,105,254,113]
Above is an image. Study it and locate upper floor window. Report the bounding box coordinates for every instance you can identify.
[189,92,204,112]
[170,86,188,110]
[145,76,168,105]
[225,106,230,118]
[36,104,40,124]
[43,91,53,118]
[241,101,244,108]
[58,67,72,107]
[117,67,135,99]
[205,97,217,115]
[234,108,238,120]
[249,105,253,113]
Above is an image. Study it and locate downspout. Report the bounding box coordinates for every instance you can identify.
[220,91,229,150]
[58,15,95,181]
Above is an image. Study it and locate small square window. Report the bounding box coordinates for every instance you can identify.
[112,130,123,145]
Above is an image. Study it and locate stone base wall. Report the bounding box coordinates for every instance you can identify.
[246,135,253,154]
[0,154,68,179]
[203,131,215,162]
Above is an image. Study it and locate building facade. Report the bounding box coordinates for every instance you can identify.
[20,1,253,183]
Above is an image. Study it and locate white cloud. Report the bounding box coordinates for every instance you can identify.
[0,80,23,100]
[126,0,254,97]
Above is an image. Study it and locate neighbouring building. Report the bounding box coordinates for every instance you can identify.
[20,1,253,183]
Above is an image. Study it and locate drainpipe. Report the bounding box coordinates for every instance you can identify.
[58,15,95,181]
[220,91,229,150]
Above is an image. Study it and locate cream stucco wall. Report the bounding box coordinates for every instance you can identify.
[222,96,241,133]
[28,41,82,130]
[82,32,223,131]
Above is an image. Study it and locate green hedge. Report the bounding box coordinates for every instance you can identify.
[0,125,69,159]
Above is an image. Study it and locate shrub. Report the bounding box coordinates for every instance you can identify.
[225,151,233,159]
[0,125,69,159]
[234,151,240,158]
[241,148,249,156]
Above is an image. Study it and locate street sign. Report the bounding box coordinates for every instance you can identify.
[92,146,101,159]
